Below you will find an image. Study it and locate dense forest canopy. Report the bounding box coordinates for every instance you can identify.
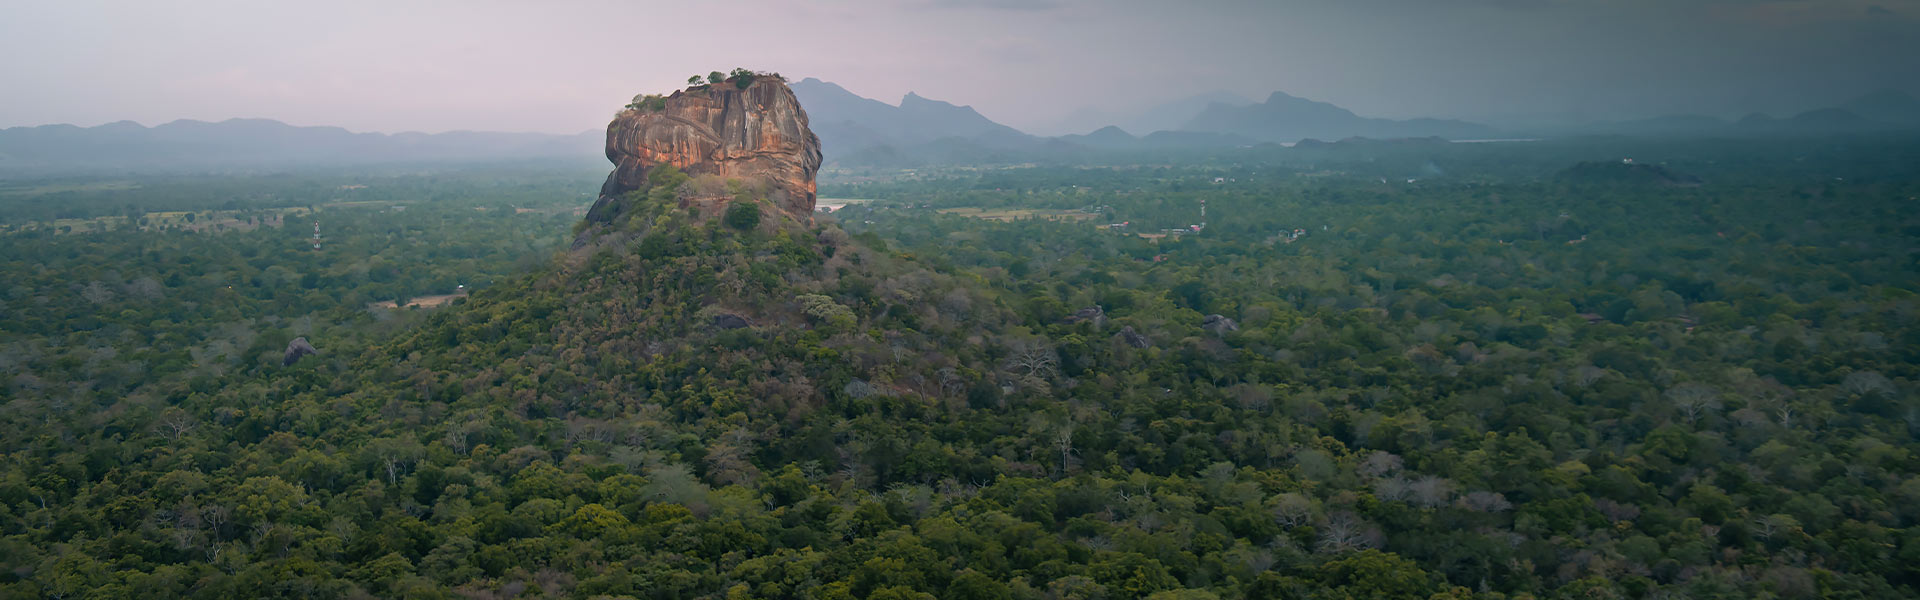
[2,136,1918,599]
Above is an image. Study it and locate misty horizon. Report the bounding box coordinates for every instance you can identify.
[4,0,1919,136]
[9,78,1914,140]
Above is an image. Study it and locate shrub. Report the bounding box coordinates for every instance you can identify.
[798,294,856,330]
[724,201,761,230]
[624,94,666,112]
[646,164,688,189]
[729,68,756,89]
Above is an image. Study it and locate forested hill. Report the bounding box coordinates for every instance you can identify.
[4,143,1920,598]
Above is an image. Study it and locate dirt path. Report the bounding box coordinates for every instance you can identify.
[368,291,468,309]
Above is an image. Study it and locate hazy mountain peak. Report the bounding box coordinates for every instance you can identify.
[792,77,862,98]
[95,120,147,131]
[1039,90,1257,137]
[788,79,1034,164]
[1054,124,1140,149]
[1258,91,1359,118]
[1181,90,1492,143]
[901,92,949,108]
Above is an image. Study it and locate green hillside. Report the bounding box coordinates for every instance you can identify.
[4,142,1920,599]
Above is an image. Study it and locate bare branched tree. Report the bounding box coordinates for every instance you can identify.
[1373,477,1413,502]
[938,367,966,397]
[1666,382,1721,424]
[1841,371,1895,398]
[1316,511,1379,553]
[1358,451,1403,479]
[157,408,197,442]
[202,504,231,540]
[1053,418,1077,477]
[1753,513,1799,542]
[1005,341,1059,378]
[1273,493,1313,528]
[1409,474,1457,508]
[1460,491,1513,513]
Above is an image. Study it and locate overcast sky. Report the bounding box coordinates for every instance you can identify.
[3,0,1916,134]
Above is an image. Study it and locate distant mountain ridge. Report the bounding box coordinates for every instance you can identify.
[0,118,601,175]
[1544,89,1920,137]
[790,79,1486,164]
[1046,90,1256,137]
[1053,126,1258,151]
[11,85,1913,174]
[1181,91,1498,143]
[789,78,1037,165]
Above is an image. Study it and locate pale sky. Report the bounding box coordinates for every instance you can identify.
[2,0,1916,134]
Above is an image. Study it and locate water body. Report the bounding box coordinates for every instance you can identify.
[816,198,876,212]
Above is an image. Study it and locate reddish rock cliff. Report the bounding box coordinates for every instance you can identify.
[587,77,822,223]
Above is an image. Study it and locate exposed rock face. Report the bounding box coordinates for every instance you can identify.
[1063,306,1107,328]
[712,313,753,330]
[1118,326,1152,349]
[587,78,822,223]
[1202,314,1239,335]
[283,337,319,366]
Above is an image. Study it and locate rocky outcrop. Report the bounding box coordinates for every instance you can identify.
[1063,306,1107,328]
[1202,314,1239,335]
[283,337,319,366]
[587,76,822,223]
[712,313,753,330]
[1117,326,1152,349]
